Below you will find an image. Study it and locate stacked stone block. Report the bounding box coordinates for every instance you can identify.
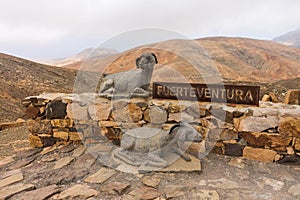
[22,93,300,163]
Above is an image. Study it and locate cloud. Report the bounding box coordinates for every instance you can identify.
[0,0,299,59]
[0,23,67,45]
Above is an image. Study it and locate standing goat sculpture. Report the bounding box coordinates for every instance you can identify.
[99,52,158,98]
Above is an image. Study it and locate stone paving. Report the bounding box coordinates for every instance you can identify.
[0,134,300,200]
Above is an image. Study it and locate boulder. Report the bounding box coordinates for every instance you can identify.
[45,99,67,119]
[243,146,277,162]
[112,103,143,123]
[241,132,291,149]
[284,90,300,105]
[144,106,167,124]
[279,117,300,137]
[27,120,52,135]
[88,103,112,121]
[234,116,279,132]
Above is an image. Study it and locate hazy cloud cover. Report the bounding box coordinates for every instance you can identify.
[0,0,299,60]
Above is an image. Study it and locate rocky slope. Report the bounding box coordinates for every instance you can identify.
[273,28,300,48]
[40,48,118,69]
[63,37,300,84]
[0,53,77,123]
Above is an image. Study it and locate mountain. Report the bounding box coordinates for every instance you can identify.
[273,28,300,48]
[65,37,300,83]
[0,53,76,123]
[40,47,118,69]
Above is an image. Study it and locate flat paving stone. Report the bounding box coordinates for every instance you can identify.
[58,144,75,153]
[0,172,23,187]
[0,156,15,167]
[123,186,160,200]
[100,182,131,195]
[85,167,117,184]
[15,148,42,159]
[53,157,74,170]
[0,183,35,199]
[40,146,57,155]
[165,185,188,199]
[0,168,21,179]
[17,184,59,200]
[141,174,161,188]
[51,184,98,199]
[9,156,35,170]
[72,145,86,157]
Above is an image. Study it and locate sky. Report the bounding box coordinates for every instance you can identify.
[0,0,299,60]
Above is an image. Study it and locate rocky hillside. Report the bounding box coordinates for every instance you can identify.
[40,48,118,69]
[0,53,77,123]
[273,28,300,48]
[63,37,300,83]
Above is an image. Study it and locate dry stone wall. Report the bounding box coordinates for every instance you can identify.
[22,93,300,164]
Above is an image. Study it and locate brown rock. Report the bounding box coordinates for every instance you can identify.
[25,105,40,119]
[242,132,291,149]
[168,112,194,123]
[52,184,98,199]
[235,116,279,132]
[74,154,96,169]
[53,157,74,169]
[29,134,56,148]
[72,145,86,157]
[45,100,67,119]
[101,127,122,140]
[0,172,23,187]
[269,92,279,103]
[67,103,88,120]
[50,119,74,128]
[18,185,59,200]
[167,103,186,113]
[112,103,142,123]
[126,186,160,200]
[99,120,119,127]
[27,120,52,135]
[261,94,271,102]
[243,146,277,162]
[88,103,112,121]
[183,141,206,155]
[224,143,243,156]
[28,134,44,148]
[0,183,35,200]
[147,105,168,124]
[121,122,145,130]
[284,90,300,105]
[69,132,83,141]
[279,117,300,137]
[112,99,128,110]
[165,185,188,199]
[141,174,161,188]
[86,143,113,154]
[186,103,208,118]
[85,167,117,184]
[209,129,238,141]
[41,153,60,162]
[0,156,15,167]
[53,131,69,141]
[100,182,130,195]
[295,138,300,151]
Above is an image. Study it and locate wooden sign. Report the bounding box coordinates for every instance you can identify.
[153,82,260,106]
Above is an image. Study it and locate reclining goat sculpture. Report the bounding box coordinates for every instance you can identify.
[113,122,203,170]
[99,52,158,98]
